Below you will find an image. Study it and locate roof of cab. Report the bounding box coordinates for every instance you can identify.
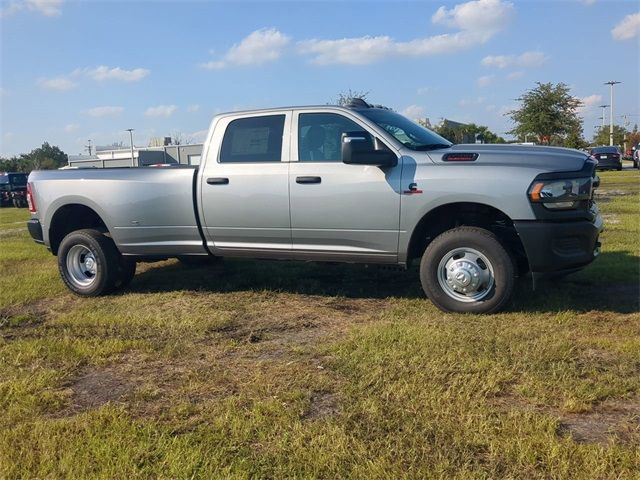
[213,98,386,118]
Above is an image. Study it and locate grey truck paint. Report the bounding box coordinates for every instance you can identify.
[28,105,592,266]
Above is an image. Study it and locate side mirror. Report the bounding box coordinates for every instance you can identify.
[341,131,397,168]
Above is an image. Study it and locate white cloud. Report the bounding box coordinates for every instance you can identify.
[187,104,200,113]
[1,0,63,17]
[577,94,603,114]
[82,66,150,82]
[37,76,77,91]
[579,0,596,5]
[431,0,514,33]
[36,65,149,93]
[477,74,495,87]
[459,97,486,107]
[401,105,426,120]
[64,123,79,133]
[417,86,435,95]
[611,13,640,41]
[299,0,514,65]
[200,28,290,69]
[506,70,524,80]
[145,105,178,118]
[481,51,547,69]
[86,106,124,117]
[579,94,603,108]
[26,0,62,16]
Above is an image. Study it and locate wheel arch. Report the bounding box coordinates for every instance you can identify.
[49,203,111,255]
[405,201,529,274]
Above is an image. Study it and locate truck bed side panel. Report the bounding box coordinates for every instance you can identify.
[30,167,206,256]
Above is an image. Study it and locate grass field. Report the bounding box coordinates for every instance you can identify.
[1,170,638,479]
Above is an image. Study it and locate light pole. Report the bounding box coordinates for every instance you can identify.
[125,129,135,166]
[598,105,608,128]
[604,81,621,146]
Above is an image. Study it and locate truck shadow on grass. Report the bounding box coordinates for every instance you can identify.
[128,250,639,314]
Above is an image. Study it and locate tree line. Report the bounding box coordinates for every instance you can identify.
[0,143,68,173]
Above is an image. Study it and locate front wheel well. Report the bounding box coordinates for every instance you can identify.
[407,202,529,274]
[49,204,109,255]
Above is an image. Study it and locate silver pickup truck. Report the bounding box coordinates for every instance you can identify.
[26,99,603,314]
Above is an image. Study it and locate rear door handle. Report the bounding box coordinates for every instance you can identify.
[207,177,229,185]
[296,176,321,184]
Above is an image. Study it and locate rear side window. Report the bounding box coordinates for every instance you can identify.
[220,115,285,163]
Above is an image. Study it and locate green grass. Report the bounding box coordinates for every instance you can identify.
[1,170,639,479]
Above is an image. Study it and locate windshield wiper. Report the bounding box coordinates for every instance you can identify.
[413,143,452,151]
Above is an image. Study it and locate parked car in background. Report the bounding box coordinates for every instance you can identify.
[590,146,622,171]
[0,172,28,207]
[633,143,640,169]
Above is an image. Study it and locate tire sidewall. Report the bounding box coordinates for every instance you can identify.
[420,228,515,314]
[58,230,117,296]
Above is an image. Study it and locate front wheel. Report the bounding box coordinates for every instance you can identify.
[420,227,515,314]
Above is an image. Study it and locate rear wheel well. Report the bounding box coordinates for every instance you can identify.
[49,204,109,255]
[407,202,529,274]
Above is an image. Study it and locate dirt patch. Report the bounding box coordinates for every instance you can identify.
[490,393,640,445]
[67,370,130,411]
[210,295,386,347]
[0,297,69,332]
[559,398,640,444]
[304,392,339,420]
[55,351,193,417]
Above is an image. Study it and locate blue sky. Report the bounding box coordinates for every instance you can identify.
[1,0,638,156]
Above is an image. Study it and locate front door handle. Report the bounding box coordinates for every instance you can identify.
[296,176,321,184]
[207,177,229,185]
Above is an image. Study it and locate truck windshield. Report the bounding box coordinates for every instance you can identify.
[358,109,452,151]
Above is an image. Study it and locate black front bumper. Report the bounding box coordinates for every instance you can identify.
[514,215,603,274]
[27,219,44,244]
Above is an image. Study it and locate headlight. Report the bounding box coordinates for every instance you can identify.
[528,177,592,210]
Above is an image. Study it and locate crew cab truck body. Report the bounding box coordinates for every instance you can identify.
[27,101,603,313]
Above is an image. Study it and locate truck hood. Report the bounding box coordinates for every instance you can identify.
[427,144,589,173]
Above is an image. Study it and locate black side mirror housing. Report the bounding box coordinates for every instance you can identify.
[341,131,397,168]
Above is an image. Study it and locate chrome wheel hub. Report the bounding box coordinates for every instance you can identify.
[437,248,494,302]
[66,245,98,287]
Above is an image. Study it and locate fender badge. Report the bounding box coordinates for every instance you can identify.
[404,183,423,194]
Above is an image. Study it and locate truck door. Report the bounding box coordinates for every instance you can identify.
[289,111,401,262]
[200,111,292,251]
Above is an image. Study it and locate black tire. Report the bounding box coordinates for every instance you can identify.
[177,255,219,267]
[617,166,622,171]
[114,257,136,288]
[57,229,120,296]
[420,227,515,314]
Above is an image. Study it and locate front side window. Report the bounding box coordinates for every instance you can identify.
[220,115,285,163]
[298,113,364,162]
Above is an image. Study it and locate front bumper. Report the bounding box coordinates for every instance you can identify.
[27,219,44,244]
[514,214,603,274]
